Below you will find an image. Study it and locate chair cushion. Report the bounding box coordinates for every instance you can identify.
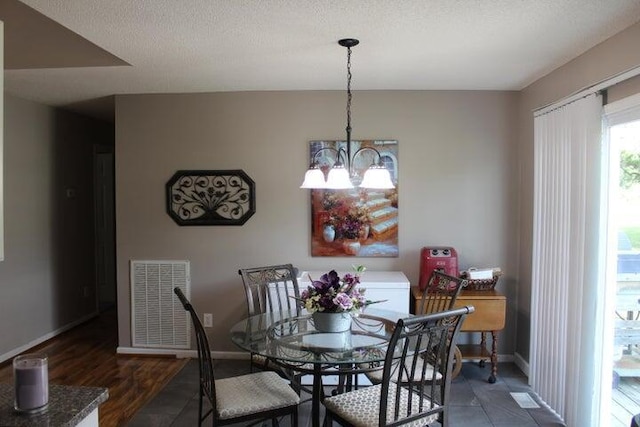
[361,356,443,384]
[215,371,300,420]
[324,383,440,427]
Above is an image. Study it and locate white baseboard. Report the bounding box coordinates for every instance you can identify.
[0,311,99,364]
[513,352,530,377]
[116,347,250,360]
[116,347,182,356]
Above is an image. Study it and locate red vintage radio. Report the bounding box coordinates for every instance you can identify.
[419,247,459,290]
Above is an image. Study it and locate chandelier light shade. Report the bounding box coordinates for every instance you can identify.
[358,164,395,189]
[325,164,352,189]
[300,38,395,190]
[299,165,327,189]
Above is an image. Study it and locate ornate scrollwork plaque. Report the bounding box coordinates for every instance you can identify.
[166,170,255,226]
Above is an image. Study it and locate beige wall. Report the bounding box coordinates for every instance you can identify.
[0,94,111,360]
[516,21,640,361]
[115,90,520,353]
[608,74,640,103]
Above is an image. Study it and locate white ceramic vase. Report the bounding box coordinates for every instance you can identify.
[323,225,336,243]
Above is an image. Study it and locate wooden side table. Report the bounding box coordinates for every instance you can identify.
[411,286,506,383]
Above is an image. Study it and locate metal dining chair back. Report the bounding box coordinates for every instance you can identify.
[417,270,468,315]
[417,270,468,379]
[173,287,300,427]
[364,270,469,384]
[238,264,312,389]
[324,306,474,427]
[238,264,301,317]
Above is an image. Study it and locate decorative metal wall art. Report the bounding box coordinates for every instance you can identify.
[166,170,255,226]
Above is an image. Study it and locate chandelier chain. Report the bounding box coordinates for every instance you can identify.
[346,46,352,135]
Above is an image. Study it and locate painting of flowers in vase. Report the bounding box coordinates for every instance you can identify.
[308,140,399,257]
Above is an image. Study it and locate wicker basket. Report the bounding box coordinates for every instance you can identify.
[460,273,500,291]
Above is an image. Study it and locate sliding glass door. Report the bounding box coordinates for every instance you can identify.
[601,94,640,427]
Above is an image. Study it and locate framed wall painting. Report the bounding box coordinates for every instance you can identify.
[166,169,255,226]
[308,140,399,257]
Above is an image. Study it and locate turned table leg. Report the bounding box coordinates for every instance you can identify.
[489,330,498,383]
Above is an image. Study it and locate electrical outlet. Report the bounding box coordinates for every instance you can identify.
[203,313,213,328]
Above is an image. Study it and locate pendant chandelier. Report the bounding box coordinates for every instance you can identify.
[300,39,395,190]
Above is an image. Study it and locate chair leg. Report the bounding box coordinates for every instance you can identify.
[441,410,448,427]
[292,406,299,427]
[288,369,302,395]
[336,366,354,394]
[198,391,203,427]
[323,412,332,426]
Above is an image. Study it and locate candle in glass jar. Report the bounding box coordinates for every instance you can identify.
[13,353,49,413]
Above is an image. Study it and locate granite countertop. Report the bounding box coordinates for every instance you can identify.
[0,384,109,426]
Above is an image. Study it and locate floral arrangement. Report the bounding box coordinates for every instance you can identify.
[348,204,371,225]
[298,266,382,314]
[339,216,362,239]
[322,192,343,210]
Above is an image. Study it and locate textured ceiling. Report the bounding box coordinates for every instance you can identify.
[3,0,640,122]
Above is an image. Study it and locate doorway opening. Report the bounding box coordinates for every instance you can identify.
[603,118,640,426]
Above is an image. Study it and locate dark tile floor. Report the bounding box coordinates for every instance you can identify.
[126,360,566,427]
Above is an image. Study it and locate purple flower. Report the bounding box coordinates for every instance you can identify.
[321,296,337,310]
[313,270,341,293]
[333,293,354,310]
[341,273,360,294]
[340,218,361,239]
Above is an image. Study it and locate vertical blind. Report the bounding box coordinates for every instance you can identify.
[531,93,603,426]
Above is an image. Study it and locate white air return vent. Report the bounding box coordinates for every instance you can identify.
[130,260,190,349]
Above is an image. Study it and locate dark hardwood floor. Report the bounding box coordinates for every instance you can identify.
[0,309,188,426]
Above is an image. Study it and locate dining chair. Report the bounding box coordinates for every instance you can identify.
[324,306,474,427]
[363,270,468,384]
[416,270,468,315]
[173,287,300,427]
[238,264,302,373]
[238,263,326,399]
[239,264,301,319]
[239,264,337,399]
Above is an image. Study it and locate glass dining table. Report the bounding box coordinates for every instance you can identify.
[229,308,413,427]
